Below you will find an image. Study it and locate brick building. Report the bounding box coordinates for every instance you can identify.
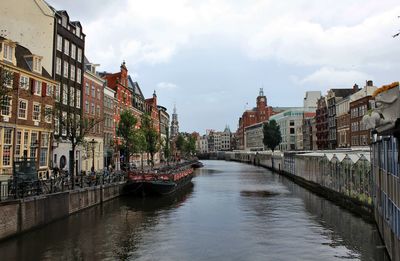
[236,88,274,149]
[82,60,104,172]
[336,96,350,148]
[0,37,57,179]
[349,81,376,147]
[103,85,115,169]
[316,97,328,150]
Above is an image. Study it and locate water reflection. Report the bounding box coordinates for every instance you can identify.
[0,160,389,261]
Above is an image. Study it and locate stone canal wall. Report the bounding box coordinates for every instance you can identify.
[0,182,125,241]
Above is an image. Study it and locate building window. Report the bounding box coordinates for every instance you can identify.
[57,35,63,51]
[34,80,42,96]
[91,85,95,97]
[20,75,29,90]
[46,84,53,97]
[77,68,81,84]
[56,57,62,75]
[3,43,13,62]
[3,128,12,166]
[63,61,69,78]
[1,96,12,117]
[91,103,95,115]
[97,89,100,100]
[45,105,52,123]
[71,44,76,59]
[4,71,13,88]
[33,57,41,73]
[61,112,67,136]
[30,132,38,159]
[64,39,69,56]
[40,133,49,167]
[86,83,89,95]
[85,101,89,113]
[33,103,41,121]
[55,84,60,102]
[76,90,81,109]
[70,88,75,107]
[54,117,59,135]
[96,105,100,117]
[63,84,68,105]
[70,65,75,81]
[15,130,22,160]
[18,99,28,119]
[77,48,82,63]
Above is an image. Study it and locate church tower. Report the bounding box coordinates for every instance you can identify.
[256,88,267,109]
[170,104,179,138]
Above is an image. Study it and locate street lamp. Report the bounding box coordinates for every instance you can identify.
[89,139,97,173]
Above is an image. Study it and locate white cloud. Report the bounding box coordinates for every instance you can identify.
[297,67,371,89]
[157,82,179,91]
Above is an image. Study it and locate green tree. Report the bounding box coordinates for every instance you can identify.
[263,120,282,152]
[175,134,185,152]
[116,110,138,169]
[184,135,196,156]
[141,113,159,167]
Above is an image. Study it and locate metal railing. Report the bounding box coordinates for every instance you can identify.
[0,170,126,201]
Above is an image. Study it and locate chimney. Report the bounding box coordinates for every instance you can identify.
[366,80,373,87]
[353,84,359,93]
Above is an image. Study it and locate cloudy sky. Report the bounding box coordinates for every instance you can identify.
[47,0,400,134]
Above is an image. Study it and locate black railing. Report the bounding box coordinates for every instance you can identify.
[0,170,126,202]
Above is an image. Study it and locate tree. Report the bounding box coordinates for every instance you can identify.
[141,113,159,167]
[162,127,171,163]
[175,134,185,152]
[184,134,196,156]
[116,110,138,170]
[263,120,282,152]
[54,103,102,189]
[0,65,13,107]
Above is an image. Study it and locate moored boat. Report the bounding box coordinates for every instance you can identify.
[126,162,195,196]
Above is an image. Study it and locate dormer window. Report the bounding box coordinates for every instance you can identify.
[3,43,13,62]
[62,15,67,27]
[33,57,42,73]
[76,26,81,37]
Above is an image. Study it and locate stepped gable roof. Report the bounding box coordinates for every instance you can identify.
[0,36,51,79]
[128,75,144,98]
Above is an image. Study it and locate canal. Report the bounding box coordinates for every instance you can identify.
[0,161,389,260]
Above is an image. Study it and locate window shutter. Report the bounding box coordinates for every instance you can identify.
[42,82,47,97]
[30,79,35,94]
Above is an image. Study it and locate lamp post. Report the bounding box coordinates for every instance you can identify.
[89,139,97,173]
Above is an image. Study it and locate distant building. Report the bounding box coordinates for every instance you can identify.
[349,81,376,147]
[326,87,357,149]
[270,108,314,151]
[316,97,328,150]
[236,88,275,150]
[303,91,321,108]
[336,96,350,148]
[170,105,179,139]
[103,85,116,169]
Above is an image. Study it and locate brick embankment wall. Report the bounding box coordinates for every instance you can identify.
[0,182,125,241]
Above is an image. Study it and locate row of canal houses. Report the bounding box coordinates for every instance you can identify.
[0,0,170,180]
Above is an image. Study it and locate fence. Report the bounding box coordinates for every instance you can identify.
[0,170,126,201]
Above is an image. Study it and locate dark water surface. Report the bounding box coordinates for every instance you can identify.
[0,160,389,260]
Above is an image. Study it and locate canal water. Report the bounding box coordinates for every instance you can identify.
[0,161,389,261]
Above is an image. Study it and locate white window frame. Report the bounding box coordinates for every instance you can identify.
[1,96,12,117]
[62,84,68,105]
[3,44,13,62]
[34,80,42,96]
[56,57,62,75]
[57,35,63,51]
[77,48,82,62]
[63,61,69,78]
[70,88,75,107]
[76,89,81,109]
[18,99,28,120]
[71,44,76,59]
[70,65,75,81]
[55,84,60,102]
[64,39,69,56]
[76,68,81,84]
[33,102,41,122]
[85,101,89,113]
[46,84,53,97]
[19,75,29,90]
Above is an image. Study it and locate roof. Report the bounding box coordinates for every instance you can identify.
[0,37,52,79]
[128,76,144,98]
[329,88,354,99]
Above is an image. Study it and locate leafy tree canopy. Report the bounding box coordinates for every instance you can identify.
[263,120,282,152]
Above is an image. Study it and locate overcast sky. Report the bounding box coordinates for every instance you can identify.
[47,0,400,134]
